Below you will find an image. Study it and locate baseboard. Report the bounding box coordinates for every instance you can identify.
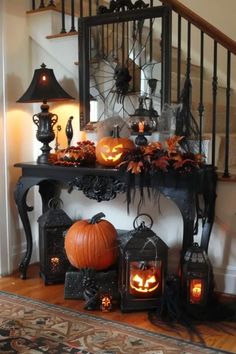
[213,266,236,296]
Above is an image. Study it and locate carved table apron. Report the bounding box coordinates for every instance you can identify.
[14,162,217,279]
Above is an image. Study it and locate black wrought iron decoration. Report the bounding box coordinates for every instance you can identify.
[97,0,148,14]
[68,175,126,202]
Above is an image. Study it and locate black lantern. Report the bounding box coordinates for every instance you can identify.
[119,214,168,312]
[182,243,213,314]
[128,96,158,146]
[37,199,73,284]
[17,63,74,164]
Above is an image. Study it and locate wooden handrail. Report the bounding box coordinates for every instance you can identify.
[160,0,236,55]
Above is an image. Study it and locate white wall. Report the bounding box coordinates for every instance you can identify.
[1,0,235,295]
[179,0,236,39]
[0,0,9,276]
[0,0,35,275]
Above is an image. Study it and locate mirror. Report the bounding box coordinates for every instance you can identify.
[78,4,171,130]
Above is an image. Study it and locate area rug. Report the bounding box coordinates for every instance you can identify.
[0,291,229,353]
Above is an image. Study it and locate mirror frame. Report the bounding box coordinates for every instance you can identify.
[78,4,172,130]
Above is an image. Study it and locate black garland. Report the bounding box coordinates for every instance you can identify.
[118,141,204,212]
[148,274,236,342]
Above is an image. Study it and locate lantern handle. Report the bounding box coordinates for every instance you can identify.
[133,213,153,230]
[48,197,63,210]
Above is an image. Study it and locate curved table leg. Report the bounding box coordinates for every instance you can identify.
[160,187,196,253]
[14,177,61,279]
[14,176,40,279]
[200,168,218,253]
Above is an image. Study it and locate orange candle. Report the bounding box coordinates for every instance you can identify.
[138,121,145,133]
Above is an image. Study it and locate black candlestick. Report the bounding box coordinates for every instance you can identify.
[65,116,74,148]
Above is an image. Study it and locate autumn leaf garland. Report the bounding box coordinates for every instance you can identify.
[118,136,204,175]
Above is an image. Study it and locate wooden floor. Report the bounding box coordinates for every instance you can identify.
[0,264,236,353]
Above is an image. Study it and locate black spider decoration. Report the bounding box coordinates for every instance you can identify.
[114,66,132,104]
[97,0,148,13]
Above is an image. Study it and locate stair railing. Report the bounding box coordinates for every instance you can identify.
[30,0,236,177]
[31,0,100,33]
[159,0,236,177]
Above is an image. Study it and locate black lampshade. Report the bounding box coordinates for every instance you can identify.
[17,63,74,103]
[16,63,75,165]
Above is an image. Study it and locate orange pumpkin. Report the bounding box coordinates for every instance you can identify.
[96,128,135,167]
[65,212,118,270]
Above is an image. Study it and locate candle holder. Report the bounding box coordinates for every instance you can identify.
[128,96,158,146]
[182,242,214,314]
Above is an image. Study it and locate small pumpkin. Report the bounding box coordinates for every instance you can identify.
[65,212,118,270]
[96,126,135,167]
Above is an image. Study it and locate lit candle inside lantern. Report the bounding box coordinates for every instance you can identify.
[138,121,145,133]
[190,279,203,303]
[50,256,60,273]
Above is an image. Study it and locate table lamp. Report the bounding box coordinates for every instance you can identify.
[17,63,74,164]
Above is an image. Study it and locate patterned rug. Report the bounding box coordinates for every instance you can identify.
[0,291,229,354]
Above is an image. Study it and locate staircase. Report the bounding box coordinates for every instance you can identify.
[27,0,236,176]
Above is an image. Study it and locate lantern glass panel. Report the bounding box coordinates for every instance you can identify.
[45,228,69,275]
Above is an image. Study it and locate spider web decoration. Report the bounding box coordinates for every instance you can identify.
[89,15,163,123]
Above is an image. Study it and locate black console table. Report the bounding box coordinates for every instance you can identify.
[14,162,217,279]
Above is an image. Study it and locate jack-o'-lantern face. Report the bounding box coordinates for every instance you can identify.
[96,136,135,167]
[100,295,112,312]
[130,268,159,295]
[100,144,123,163]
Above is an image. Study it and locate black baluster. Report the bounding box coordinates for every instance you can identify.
[122,22,125,66]
[132,21,135,92]
[149,0,153,63]
[80,0,83,18]
[161,5,172,106]
[186,21,191,81]
[185,21,191,137]
[101,25,104,58]
[177,15,181,101]
[89,0,92,16]
[70,0,76,32]
[223,50,231,178]
[126,21,129,67]
[32,0,36,10]
[60,0,66,34]
[211,41,218,167]
[39,0,45,8]
[198,31,204,155]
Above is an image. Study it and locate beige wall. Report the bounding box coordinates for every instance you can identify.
[0,0,34,275]
[175,0,236,90]
[179,0,236,40]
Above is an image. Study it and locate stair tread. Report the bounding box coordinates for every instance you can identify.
[27,6,60,15]
[46,31,78,39]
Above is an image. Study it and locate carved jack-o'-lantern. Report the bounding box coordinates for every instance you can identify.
[130,262,160,296]
[96,126,135,167]
[100,293,112,312]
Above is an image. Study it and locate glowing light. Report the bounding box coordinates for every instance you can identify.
[190,279,203,303]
